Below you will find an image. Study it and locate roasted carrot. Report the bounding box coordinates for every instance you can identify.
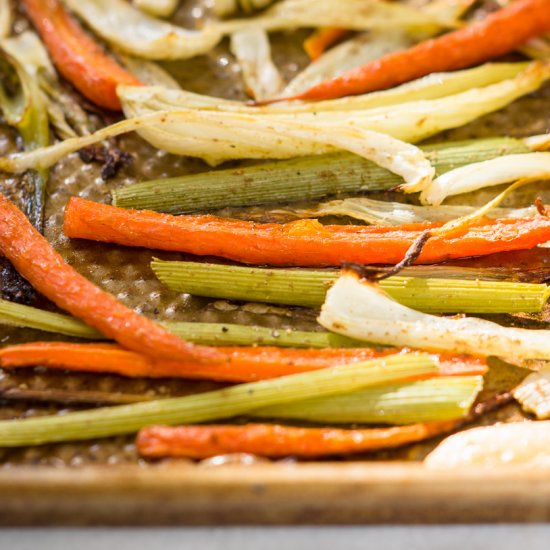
[0,192,222,364]
[0,342,487,381]
[22,0,141,110]
[136,421,459,458]
[64,198,550,267]
[303,28,349,60]
[269,0,550,103]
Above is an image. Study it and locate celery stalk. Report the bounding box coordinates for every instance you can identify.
[0,353,436,446]
[152,261,550,314]
[112,137,528,213]
[0,298,360,348]
[167,321,360,348]
[0,299,103,339]
[253,376,482,424]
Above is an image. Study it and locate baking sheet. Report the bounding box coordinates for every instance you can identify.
[1,0,550,523]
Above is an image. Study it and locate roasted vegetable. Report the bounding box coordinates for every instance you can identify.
[22,0,141,110]
[425,422,550,467]
[0,192,223,364]
[319,270,550,361]
[0,341,486,381]
[64,198,550,267]
[137,420,461,459]
[0,353,438,446]
[271,0,550,102]
[112,137,529,213]
[152,260,550,314]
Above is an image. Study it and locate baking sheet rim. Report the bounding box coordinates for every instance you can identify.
[1,462,550,524]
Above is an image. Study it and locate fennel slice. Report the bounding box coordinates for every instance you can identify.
[420,152,550,206]
[318,271,550,361]
[513,366,550,420]
[425,421,550,467]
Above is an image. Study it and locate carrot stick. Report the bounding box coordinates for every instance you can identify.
[270,0,550,103]
[136,421,459,458]
[64,197,550,267]
[22,0,141,110]
[0,342,487,381]
[0,192,222,364]
[303,28,349,60]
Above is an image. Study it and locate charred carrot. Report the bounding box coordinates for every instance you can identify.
[137,421,459,458]
[0,342,487,381]
[303,28,349,60]
[64,198,550,267]
[0,192,222,364]
[274,0,550,102]
[22,0,141,110]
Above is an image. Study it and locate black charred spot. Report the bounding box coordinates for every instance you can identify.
[78,142,133,180]
[0,260,35,305]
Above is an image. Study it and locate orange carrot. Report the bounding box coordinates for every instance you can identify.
[136,421,459,458]
[304,28,349,60]
[64,197,550,267]
[22,0,141,110]
[269,0,550,103]
[0,342,487,381]
[0,192,222,364]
